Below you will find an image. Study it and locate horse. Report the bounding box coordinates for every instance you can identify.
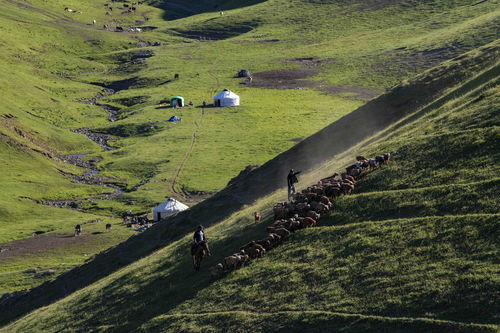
[192,241,209,271]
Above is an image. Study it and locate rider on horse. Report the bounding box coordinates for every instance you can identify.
[192,225,211,256]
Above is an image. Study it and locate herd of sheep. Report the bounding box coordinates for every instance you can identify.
[208,153,392,277]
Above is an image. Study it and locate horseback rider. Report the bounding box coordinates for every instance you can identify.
[287,169,301,200]
[192,225,211,256]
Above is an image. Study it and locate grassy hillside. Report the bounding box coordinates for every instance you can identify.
[1,40,498,331]
[0,0,498,319]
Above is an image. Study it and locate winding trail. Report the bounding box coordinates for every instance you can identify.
[169,62,220,201]
[170,109,205,201]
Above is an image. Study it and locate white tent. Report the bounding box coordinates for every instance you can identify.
[153,198,189,221]
[213,89,240,107]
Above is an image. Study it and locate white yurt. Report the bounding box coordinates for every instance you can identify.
[213,89,240,107]
[153,198,189,221]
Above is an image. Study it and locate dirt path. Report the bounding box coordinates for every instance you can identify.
[169,63,220,202]
[170,108,205,202]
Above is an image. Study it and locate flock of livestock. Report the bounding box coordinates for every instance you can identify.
[208,153,392,277]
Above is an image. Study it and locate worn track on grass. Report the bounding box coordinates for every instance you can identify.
[169,62,220,202]
[170,108,205,202]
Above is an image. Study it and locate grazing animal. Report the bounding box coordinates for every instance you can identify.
[224,251,248,270]
[295,202,310,212]
[105,223,112,231]
[92,19,96,25]
[311,201,329,214]
[269,227,291,239]
[174,73,180,79]
[192,241,209,271]
[305,210,320,221]
[74,224,82,237]
[209,263,224,278]
[298,217,316,228]
[254,211,262,224]
[318,195,332,207]
[32,231,46,237]
[273,203,288,220]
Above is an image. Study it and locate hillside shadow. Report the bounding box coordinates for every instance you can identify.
[72,215,274,330]
[151,0,267,21]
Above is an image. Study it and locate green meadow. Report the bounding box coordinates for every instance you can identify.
[0,0,499,330]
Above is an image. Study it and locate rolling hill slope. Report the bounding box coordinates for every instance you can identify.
[1,40,498,331]
[1,0,499,296]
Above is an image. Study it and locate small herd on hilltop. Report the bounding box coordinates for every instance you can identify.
[200,153,392,277]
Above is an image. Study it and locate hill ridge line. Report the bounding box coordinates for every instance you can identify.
[154,309,498,328]
[316,213,500,230]
[351,177,499,196]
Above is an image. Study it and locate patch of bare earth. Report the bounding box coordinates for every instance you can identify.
[249,58,380,101]
[0,234,90,260]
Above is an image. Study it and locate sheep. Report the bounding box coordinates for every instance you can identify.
[244,243,266,258]
[224,252,247,270]
[298,217,316,228]
[340,182,354,195]
[324,185,342,197]
[346,165,362,178]
[273,203,288,220]
[305,210,320,221]
[318,195,332,207]
[383,152,392,163]
[268,227,291,239]
[292,192,307,202]
[310,201,329,214]
[305,192,320,203]
[295,202,310,212]
[105,223,112,231]
[209,263,224,278]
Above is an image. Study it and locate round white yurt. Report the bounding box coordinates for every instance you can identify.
[153,198,189,221]
[213,89,240,107]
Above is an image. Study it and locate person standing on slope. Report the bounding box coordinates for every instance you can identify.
[191,225,211,256]
[287,169,301,201]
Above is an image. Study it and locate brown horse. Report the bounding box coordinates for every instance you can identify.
[192,241,209,271]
